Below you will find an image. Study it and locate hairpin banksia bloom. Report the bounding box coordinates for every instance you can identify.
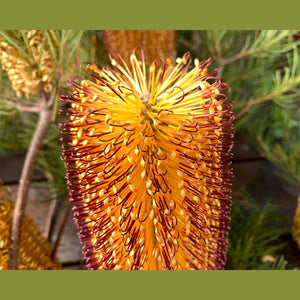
[102,30,177,66]
[0,181,61,270]
[60,50,234,270]
[0,30,56,99]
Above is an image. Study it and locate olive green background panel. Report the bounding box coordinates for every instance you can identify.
[1,271,300,299]
[0,0,299,29]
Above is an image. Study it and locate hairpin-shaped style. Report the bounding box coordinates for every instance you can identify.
[60,50,234,270]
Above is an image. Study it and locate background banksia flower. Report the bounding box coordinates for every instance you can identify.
[0,182,61,270]
[0,30,56,98]
[60,50,234,270]
[102,30,177,66]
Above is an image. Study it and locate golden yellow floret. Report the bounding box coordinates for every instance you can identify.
[60,50,234,270]
[0,181,61,270]
[0,30,56,99]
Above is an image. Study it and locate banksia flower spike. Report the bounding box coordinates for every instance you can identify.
[0,182,61,270]
[102,30,177,66]
[60,50,234,270]
[0,30,56,99]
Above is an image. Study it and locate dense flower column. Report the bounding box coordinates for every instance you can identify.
[102,30,177,66]
[0,30,56,98]
[0,182,61,270]
[60,50,234,270]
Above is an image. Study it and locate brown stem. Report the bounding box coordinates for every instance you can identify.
[236,74,300,120]
[91,31,96,62]
[51,204,71,260]
[43,198,58,241]
[2,98,39,112]
[13,105,39,113]
[178,37,200,53]
[212,31,225,79]
[217,65,224,79]
[4,95,39,107]
[235,94,273,120]
[222,52,249,66]
[8,101,53,270]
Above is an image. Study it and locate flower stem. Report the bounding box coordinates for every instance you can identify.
[235,94,273,120]
[51,204,71,260]
[43,198,58,241]
[212,31,225,79]
[8,100,53,270]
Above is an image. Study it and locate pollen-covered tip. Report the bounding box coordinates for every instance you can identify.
[59,49,234,270]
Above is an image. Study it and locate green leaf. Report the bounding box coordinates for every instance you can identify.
[64,30,83,68]
[19,31,34,59]
[0,30,31,62]
[36,38,46,71]
[44,31,58,63]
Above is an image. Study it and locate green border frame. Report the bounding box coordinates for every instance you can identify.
[1,270,300,299]
[0,0,300,29]
[1,1,300,299]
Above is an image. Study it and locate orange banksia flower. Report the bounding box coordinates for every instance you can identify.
[102,30,177,66]
[0,182,61,270]
[60,50,234,270]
